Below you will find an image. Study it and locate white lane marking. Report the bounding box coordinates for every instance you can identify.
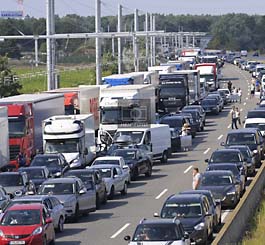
[227,124,231,129]
[155,189,168,200]
[111,223,131,239]
[221,210,231,223]
[240,108,243,112]
[204,148,211,155]
[218,134,223,140]
[184,165,193,174]
[243,102,246,106]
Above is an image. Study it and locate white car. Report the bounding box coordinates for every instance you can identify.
[91,156,131,183]
[89,164,129,199]
[218,88,231,103]
[244,118,265,136]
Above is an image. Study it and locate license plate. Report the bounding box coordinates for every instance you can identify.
[9,241,26,245]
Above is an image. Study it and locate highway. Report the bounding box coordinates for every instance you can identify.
[55,63,258,245]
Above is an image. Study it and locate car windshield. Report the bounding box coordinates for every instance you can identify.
[99,168,112,178]
[202,100,216,106]
[64,172,93,188]
[31,156,60,168]
[161,202,202,218]
[22,169,45,179]
[207,166,239,176]
[93,160,120,166]
[231,148,250,158]
[210,152,240,163]
[226,133,257,145]
[45,139,79,154]
[1,210,40,226]
[132,224,182,241]
[201,175,233,186]
[38,183,74,195]
[112,150,136,160]
[160,118,183,128]
[0,175,23,187]
[114,131,144,144]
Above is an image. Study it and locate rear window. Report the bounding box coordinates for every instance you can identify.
[247,111,265,119]
[226,133,257,145]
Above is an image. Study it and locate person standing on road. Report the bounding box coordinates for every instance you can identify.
[228,80,232,93]
[238,88,242,103]
[231,106,238,129]
[236,107,241,126]
[192,167,201,190]
[250,82,255,98]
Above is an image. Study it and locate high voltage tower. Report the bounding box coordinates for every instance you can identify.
[0,0,206,90]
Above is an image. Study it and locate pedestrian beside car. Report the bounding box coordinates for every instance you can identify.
[238,88,242,103]
[228,80,232,93]
[181,123,191,151]
[250,82,255,98]
[192,167,201,190]
[236,107,241,126]
[231,106,238,129]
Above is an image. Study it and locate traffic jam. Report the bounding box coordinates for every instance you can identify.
[0,49,264,245]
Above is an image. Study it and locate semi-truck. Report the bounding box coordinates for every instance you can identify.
[148,65,176,74]
[43,114,96,168]
[0,107,9,170]
[0,94,65,168]
[99,85,156,138]
[158,73,189,113]
[195,63,219,91]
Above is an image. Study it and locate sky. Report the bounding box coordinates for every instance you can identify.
[1,0,265,18]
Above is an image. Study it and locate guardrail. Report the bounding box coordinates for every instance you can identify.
[213,163,265,244]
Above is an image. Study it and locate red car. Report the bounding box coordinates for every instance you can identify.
[0,203,55,245]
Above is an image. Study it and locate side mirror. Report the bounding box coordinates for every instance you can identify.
[84,148,88,155]
[183,232,189,240]
[45,217,53,224]
[123,165,129,170]
[220,142,225,146]
[124,236,131,241]
[153,212,159,217]
[113,175,119,179]
[253,150,258,155]
[79,189,86,195]
[205,159,209,163]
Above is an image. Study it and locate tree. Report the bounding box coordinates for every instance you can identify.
[0,56,22,97]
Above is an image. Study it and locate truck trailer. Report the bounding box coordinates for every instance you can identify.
[0,107,9,170]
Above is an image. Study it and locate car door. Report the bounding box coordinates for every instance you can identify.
[113,167,124,192]
[42,206,54,242]
[202,198,212,236]
[120,158,130,179]
[94,171,104,200]
[75,180,90,211]
[83,179,96,210]
[44,198,58,228]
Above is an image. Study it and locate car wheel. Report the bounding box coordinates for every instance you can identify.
[109,186,115,200]
[73,204,79,222]
[160,151,168,164]
[121,182,127,196]
[96,194,101,209]
[131,168,138,181]
[56,216,64,233]
[145,164,152,177]
[102,189,108,204]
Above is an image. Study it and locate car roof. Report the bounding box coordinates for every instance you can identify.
[203,170,233,176]
[207,163,238,168]
[0,172,23,176]
[42,177,78,184]
[94,156,122,161]
[19,166,47,170]
[162,115,185,120]
[212,148,241,153]
[90,164,117,169]
[227,128,258,134]
[8,203,44,211]
[139,218,181,225]
[65,169,91,173]
[228,145,250,150]
[166,193,204,202]
[13,195,51,202]
[180,190,212,195]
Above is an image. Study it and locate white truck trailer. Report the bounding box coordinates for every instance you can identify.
[99,84,156,137]
[43,114,96,168]
[0,106,9,169]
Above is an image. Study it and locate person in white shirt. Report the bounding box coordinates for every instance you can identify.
[230,106,238,129]
[192,167,201,190]
[238,88,242,103]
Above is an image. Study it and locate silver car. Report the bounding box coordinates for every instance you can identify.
[38,177,96,221]
[90,164,128,199]
[6,195,65,232]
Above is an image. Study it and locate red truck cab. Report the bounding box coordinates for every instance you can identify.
[64,92,79,115]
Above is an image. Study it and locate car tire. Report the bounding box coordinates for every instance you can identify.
[73,204,79,222]
[160,151,168,164]
[96,194,101,209]
[56,216,64,233]
[132,168,138,181]
[109,186,115,200]
[102,189,108,204]
[145,164,152,177]
[121,182,127,196]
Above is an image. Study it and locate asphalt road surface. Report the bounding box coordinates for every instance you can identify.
[56,63,258,245]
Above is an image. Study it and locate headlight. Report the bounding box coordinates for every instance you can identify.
[227,192,236,195]
[32,226,43,235]
[0,230,4,237]
[54,172,61,177]
[14,190,23,197]
[194,222,205,230]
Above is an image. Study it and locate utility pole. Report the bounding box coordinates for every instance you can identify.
[117,4,122,74]
[152,14,156,66]
[95,0,102,85]
[150,13,153,66]
[134,9,139,72]
[34,38,39,67]
[51,0,56,88]
[145,13,149,67]
[111,36,115,57]
[46,0,52,90]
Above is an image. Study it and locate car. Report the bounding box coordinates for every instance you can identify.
[170,128,181,152]
[179,190,221,232]
[182,105,206,126]
[157,194,213,244]
[206,148,248,179]
[206,94,224,110]
[30,153,69,177]
[244,118,265,137]
[111,148,152,180]
[0,172,36,198]
[64,169,108,208]
[223,128,265,166]
[0,186,10,213]
[181,109,204,131]
[89,164,128,199]
[206,163,245,196]
[0,203,55,245]
[218,88,231,103]
[18,166,50,190]
[227,145,256,176]
[91,156,131,184]
[201,98,220,115]
[38,177,96,221]
[198,170,241,208]
[6,195,65,232]
[246,109,265,120]
[124,218,190,244]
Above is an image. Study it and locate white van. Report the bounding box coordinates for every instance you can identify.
[114,124,171,163]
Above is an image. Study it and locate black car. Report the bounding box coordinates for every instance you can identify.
[206,94,224,110]
[111,148,152,180]
[179,190,221,232]
[198,170,241,208]
[31,153,69,177]
[206,163,245,196]
[64,169,107,208]
[181,109,204,131]
[157,194,213,244]
[201,98,220,115]
[183,105,206,126]
[206,148,248,179]
[18,166,50,190]
[170,128,181,152]
[212,90,227,104]
[223,128,265,166]
[246,109,265,119]
[0,172,36,198]
[227,145,256,176]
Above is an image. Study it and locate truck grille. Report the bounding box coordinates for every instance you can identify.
[9,145,20,160]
